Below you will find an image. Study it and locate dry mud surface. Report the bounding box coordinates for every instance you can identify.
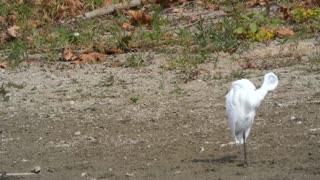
[1,39,320,180]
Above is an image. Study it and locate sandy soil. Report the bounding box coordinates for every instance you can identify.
[1,38,320,180]
[1,6,320,179]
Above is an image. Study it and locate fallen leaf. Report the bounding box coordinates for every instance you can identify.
[29,20,42,28]
[0,33,6,43]
[17,0,24,5]
[172,8,183,13]
[6,25,20,38]
[206,3,219,10]
[275,29,294,37]
[63,47,76,61]
[0,16,4,25]
[240,61,257,69]
[0,62,8,68]
[26,36,34,42]
[127,10,152,25]
[160,33,172,40]
[279,4,291,20]
[122,22,133,30]
[246,0,258,7]
[103,0,112,6]
[7,14,17,26]
[71,52,107,64]
[105,47,123,55]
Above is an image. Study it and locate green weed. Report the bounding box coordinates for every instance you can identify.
[194,17,239,52]
[124,53,145,68]
[6,40,28,66]
[130,96,139,103]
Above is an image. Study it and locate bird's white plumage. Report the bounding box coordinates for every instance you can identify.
[226,72,278,144]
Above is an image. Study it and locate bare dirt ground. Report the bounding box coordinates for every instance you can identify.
[1,3,320,178]
[1,37,320,180]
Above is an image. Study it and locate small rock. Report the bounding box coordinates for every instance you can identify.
[297,121,302,125]
[31,166,41,173]
[126,173,134,177]
[70,101,75,105]
[309,128,320,132]
[199,147,204,153]
[81,172,88,177]
[290,116,296,121]
[74,131,81,136]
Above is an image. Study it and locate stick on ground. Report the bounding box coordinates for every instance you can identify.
[77,0,141,19]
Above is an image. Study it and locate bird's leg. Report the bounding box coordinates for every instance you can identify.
[243,131,247,165]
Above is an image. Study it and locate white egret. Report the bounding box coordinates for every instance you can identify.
[225,72,278,164]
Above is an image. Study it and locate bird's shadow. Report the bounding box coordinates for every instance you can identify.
[192,155,238,164]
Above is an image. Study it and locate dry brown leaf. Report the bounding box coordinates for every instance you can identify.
[103,0,113,6]
[7,14,17,26]
[195,0,203,4]
[0,33,6,43]
[0,16,4,25]
[18,0,24,5]
[6,25,20,38]
[0,62,8,68]
[127,10,152,25]
[172,8,183,13]
[26,36,34,42]
[160,33,172,40]
[29,20,42,28]
[206,3,219,10]
[122,22,133,30]
[71,52,107,64]
[275,29,294,37]
[63,47,76,61]
[240,61,257,69]
[105,47,123,55]
[246,0,258,7]
[279,5,291,20]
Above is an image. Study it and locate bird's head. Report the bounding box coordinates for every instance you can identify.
[262,72,278,91]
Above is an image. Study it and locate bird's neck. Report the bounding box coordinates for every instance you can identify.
[252,86,269,108]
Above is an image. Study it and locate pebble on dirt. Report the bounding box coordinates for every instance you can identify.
[31,166,41,173]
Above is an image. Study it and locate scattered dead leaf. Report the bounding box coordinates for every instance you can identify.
[246,0,272,7]
[63,47,76,61]
[26,36,34,42]
[71,52,107,64]
[29,20,43,28]
[279,5,291,20]
[103,0,113,6]
[17,0,24,5]
[275,29,294,37]
[206,3,219,10]
[6,25,20,38]
[172,8,183,13]
[0,16,4,25]
[0,33,6,43]
[160,33,172,40]
[7,14,17,26]
[240,61,257,69]
[195,0,203,5]
[105,47,123,55]
[111,59,122,67]
[0,62,8,68]
[246,0,258,7]
[127,10,152,25]
[122,22,133,30]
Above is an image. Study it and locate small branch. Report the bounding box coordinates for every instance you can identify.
[265,0,270,17]
[0,172,36,176]
[77,0,141,19]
